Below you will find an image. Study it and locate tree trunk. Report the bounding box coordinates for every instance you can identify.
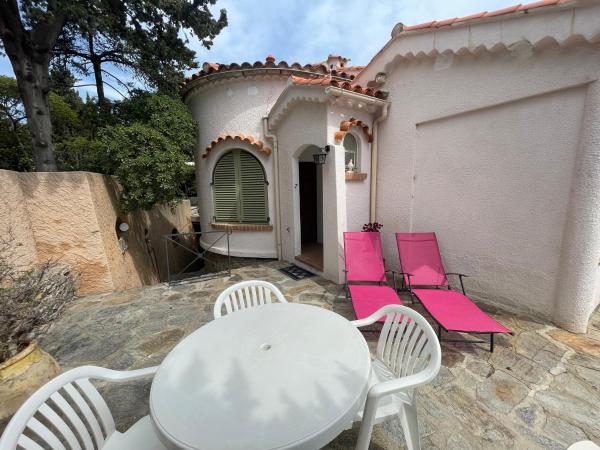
[92,57,106,107]
[0,1,64,172]
[88,33,106,107]
[16,60,56,171]
[7,52,57,171]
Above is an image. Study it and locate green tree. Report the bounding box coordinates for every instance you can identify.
[49,91,80,139]
[0,75,25,131]
[49,65,84,109]
[0,1,65,170]
[0,76,32,170]
[54,1,227,105]
[0,0,226,171]
[55,136,104,172]
[98,93,196,212]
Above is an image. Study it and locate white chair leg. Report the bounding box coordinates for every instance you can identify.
[399,401,421,450]
[355,395,380,450]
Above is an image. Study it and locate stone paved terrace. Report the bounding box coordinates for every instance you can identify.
[37,261,600,449]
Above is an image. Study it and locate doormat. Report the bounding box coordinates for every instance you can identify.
[279,265,315,280]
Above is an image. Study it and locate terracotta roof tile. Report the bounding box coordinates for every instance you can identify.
[335,118,373,143]
[182,55,358,92]
[202,133,272,159]
[403,21,437,31]
[398,0,566,33]
[434,18,458,27]
[290,76,385,99]
[517,0,560,9]
[453,11,488,24]
[484,4,522,17]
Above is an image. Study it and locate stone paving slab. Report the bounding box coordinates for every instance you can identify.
[35,260,600,449]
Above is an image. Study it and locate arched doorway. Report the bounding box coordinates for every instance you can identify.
[295,145,323,271]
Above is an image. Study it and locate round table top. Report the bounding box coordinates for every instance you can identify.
[149,303,371,450]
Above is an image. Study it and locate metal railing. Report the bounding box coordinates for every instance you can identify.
[162,230,231,285]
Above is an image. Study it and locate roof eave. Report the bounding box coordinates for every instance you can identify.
[267,84,388,131]
[182,67,355,98]
[354,0,591,85]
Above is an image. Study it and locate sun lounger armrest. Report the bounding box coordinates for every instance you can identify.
[384,269,400,290]
[387,270,412,290]
[445,273,469,294]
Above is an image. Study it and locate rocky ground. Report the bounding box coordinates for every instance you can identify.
[38,260,600,449]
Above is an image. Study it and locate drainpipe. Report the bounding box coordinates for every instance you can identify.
[263,116,282,259]
[370,102,389,222]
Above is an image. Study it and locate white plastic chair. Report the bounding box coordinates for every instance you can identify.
[0,365,166,450]
[568,442,600,450]
[351,304,441,450]
[213,280,288,319]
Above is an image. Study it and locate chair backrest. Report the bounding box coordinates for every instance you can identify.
[375,304,441,385]
[343,232,386,282]
[214,280,288,319]
[395,232,449,287]
[0,367,118,450]
[0,365,156,450]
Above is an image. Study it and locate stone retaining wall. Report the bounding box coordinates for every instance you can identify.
[0,169,195,295]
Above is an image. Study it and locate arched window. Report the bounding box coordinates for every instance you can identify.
[343,133,359,171]
[212,150,269,224]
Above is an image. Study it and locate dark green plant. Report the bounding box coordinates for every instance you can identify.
[54,1,227,104]
[99,123,194,212]
[49,91,81,139]
[0,75,32,170]
[55,136,104,172]
[0,0,226,170]
[98,92,197,212]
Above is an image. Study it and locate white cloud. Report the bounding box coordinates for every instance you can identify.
[188,0,520,71]
[0,0,520,91]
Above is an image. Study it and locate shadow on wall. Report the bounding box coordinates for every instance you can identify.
[0,169,197,296]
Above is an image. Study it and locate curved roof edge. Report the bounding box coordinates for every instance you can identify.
[181,55,361,97]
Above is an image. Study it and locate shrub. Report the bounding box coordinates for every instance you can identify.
[97,93,197,212]
[98,123,193,212]
[0,242,77,361]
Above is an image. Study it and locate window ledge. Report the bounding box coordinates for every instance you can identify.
[345,172,367,181]
[211,223,273,231]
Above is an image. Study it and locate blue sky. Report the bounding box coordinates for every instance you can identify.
[0,0,517,100]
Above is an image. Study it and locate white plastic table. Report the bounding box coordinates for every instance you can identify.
[149,303,371,450]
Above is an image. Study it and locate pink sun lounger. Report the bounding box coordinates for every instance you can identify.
[395,232,512,352]
[343,232,403,321]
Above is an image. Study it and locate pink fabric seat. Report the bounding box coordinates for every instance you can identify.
[344,232,387,282]
[413,289,511,334]
[344,232,403,320]
[396,232,512,351]
[348,285,402,321]
[395,232,449,287]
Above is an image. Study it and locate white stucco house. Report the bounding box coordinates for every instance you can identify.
[182,0,600,333]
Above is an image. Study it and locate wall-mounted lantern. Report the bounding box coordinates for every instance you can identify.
[313,145,331,165]
[115,218,130,253]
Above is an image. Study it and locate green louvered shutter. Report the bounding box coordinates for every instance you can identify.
[212,151,240,222]
[238,151,269,223]
[212,150,269,224]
